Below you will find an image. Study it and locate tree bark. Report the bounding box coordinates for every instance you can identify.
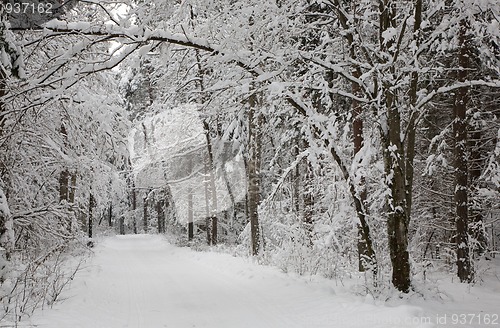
[454,18,472,283]
[157,197,165,234]
[187,155,194,241]
[190,23,218,245]
[143,191,149,233]
[303,145,314,246]
[0,187,13,263]
[131,181,137,234]
[352,67,371,271]
[203,160,212,244]
[188,187,194,241]
[203,121,219,246]
[59,170,69,202]
[384,105,411,293]
[326,0,378,274]
[108,202,113,227]
[88,193,94,239]
[69,172,77,204]
[404,0,422,223]
[59,124,70,202]
[247,93,262,256]
[119,216,125,235]
[303,165,314,245]
[293,137,301,215]
[377,0,412,293]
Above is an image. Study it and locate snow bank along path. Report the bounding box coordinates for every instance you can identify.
[30,234,436,328]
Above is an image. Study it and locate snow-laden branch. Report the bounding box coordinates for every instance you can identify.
[6,20,272,109]
[416,79,500,110]
[265,149,309,203]
[41,20,265,75]
[284,91,371,231]
[409,79,500,135]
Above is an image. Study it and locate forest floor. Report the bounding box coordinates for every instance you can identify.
[26,234,500,328]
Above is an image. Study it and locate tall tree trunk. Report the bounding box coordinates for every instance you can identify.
[88,193,94,239]
[69,172,77,204]
[188,187,194,241]
[0,56,9,253]
[203,161,212,244]
[108,202,113,227]
[0,187,13,264]
[329,0,377,274]
[454,18,472,283]
[247,93,262,256]
[157,197,165,234]
[59,124,70,202]
[189,7,217,245]
[131,181,137,234]
[378,0,411,293]
[0,40,5,142]
[186,154,194,241]
[352,68,371,271]
[68,173,77,233]
[303,165,314,245]
[119,217,125,235]
[293,136,301,215]
[221,155,237,228]
[59,170,69,202]
[143,191,149,233]
[384,105,411,293]
[203,121,219,246]
[303,146,314,246]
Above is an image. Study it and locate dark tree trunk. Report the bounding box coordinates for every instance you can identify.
[454,18,472,283]
[203,121,219,246]
[378,0,411,293]
[303,157,314,246]
[187,166,194,241]
[108,202,113,227]
[384,105,411,293]
[131,182,137,234]
[69,173,77,204]
[247,93,262,256]
[59,170,69,202]
[0,188,12,263]
[156,199,164,234]
[119,217,125,235]
[203,161,212,245]
[352,68,371,272]
[59,124,70,202]
[0,54,5,140]
[143,191,149,233]
[328,0,377,275]
[88,193,94,239]
[188,202,194,241]
[205,217,211,244]
[211,216,218,246]
[293,137,301,215]
[188,222,194,241]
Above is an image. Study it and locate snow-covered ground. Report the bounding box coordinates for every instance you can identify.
[27,235,499,328]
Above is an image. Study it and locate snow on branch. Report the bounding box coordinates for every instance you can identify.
[6,20,271,109]
[41,20,265,75]
[416,79,500,110]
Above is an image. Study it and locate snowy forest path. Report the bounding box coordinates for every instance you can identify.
[29,235,432,328]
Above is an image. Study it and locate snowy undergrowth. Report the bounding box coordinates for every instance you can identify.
[172,229,500,327]
[0,237,91,325]
[181,217,500,304]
